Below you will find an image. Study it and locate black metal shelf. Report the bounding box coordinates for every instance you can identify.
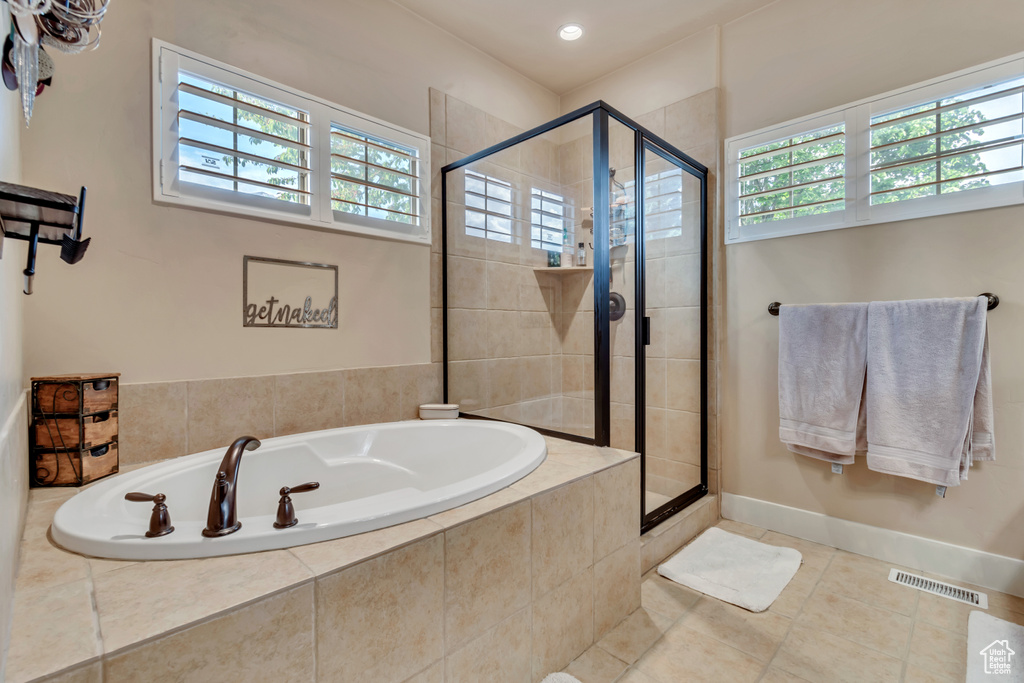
[0,181,90,294]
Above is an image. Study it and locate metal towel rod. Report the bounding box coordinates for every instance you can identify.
[768,293,999,316]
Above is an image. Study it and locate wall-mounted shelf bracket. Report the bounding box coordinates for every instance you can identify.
[0,182,90,294]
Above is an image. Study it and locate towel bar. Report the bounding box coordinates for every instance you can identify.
[768,293,999,316]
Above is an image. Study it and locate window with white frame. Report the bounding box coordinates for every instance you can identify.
[725,53,1024,244]
[153,40,431,244]
[464,170,514,243]
[530,188,568,251]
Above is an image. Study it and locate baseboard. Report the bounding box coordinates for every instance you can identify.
[722,492,1024,599]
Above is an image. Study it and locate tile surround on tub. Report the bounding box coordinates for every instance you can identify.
[7,439,639,683]
[116,363,443,465]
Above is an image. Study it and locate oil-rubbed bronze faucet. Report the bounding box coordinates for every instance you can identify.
[202,435,261,537]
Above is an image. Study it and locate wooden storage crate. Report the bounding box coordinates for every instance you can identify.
[30,373,119,487]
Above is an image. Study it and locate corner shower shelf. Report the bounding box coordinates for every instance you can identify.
[532,266,593,274]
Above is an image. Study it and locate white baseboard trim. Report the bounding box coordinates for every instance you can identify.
[722,492,1024,599]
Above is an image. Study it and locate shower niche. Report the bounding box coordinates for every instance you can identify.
[442,102,708,532]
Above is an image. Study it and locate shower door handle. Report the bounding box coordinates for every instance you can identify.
[642,316,651,346]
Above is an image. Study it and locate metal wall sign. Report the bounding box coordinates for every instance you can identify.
[243,256,338,329]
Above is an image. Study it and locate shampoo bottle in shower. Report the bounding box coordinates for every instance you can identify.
[576,242,586,267]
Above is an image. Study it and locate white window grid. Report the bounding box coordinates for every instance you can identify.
[530,188,569,252]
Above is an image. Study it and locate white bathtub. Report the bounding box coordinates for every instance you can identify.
[52,419,546,561]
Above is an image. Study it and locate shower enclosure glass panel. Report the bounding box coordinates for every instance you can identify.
[442,102,707,532]
[642,143,705,518]
[444,122,596,440]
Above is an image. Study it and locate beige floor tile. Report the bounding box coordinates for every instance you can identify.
[403,660,444,683]
[917,592,1024,635]
[446,500,532,651]
[634,623,764,683]
[317,535,444,682]
[532,568,595,681]
[616,668,661,683]
[759,531,836,570]
[594,540,641,639]
[39,661,103,683]
[923,573,1024,616]
[640,571,700,620]
[564,646,628,683]
[759,667,812,683]
[288,518,442,576]
[445,609,531,683]
[93,550,312,653]
[797,585,913,659]
[714,519,766,539]
[533,477,594,598]
[903,664,961,683]
[680,597,792,662]
[770,623,902,683]
[105,583,314,683]
[5,580,100,683]
[818,556,917,616]
[769,562,823,618]
[597,608,674,664]
[906,621,967,681]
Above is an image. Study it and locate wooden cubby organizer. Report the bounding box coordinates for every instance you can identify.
[30,373,120,487]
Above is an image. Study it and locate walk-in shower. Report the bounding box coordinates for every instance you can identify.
[441,101,708,532]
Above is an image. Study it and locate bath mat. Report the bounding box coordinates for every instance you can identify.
[967,610,1024,682]
[657,527,802,612]
[540,674,581,683]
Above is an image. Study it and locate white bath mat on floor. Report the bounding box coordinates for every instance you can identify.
[540,674,581,683]
[967,610,1024,682]
[657,527,802,612]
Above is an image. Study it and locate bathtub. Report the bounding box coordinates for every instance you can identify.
[51,419,546,561]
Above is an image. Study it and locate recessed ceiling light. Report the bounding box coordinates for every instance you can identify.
[558,23,584,41]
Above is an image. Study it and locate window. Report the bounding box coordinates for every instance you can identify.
[725,53,1024,244]
[531,188,568,251]
[153,40,431,244]
[738,124,845,226]
[464,170,513,243]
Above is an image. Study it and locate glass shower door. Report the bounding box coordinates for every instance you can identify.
[640,141,706,523]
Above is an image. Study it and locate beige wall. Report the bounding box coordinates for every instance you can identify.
[719,0,1024,557]
[19,0,559,384]
[0,7,28,681]
[560,26,720,119]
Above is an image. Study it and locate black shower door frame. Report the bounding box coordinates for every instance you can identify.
[440,101,709,534]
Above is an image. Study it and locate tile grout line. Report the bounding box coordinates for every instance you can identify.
[899,588,922,682]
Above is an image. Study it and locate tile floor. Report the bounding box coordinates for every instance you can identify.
[563,519,1024,683]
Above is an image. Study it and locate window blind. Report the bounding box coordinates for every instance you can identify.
[737,124,846,226]
[176,73,312,205]
[465,170,513,242]
[870,77,1024,204]
[530,188,567,252]
[330,125,420,225]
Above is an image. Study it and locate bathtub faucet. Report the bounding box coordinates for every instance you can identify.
[202,436,261,538]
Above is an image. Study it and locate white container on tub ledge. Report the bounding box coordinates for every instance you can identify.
[419,403,459,419]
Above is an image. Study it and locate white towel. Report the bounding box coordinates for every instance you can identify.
[778,303,869,464]
[865,296,992,486]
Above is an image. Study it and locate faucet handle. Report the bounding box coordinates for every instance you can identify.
[125,492,174,538]
[274,481,320,529]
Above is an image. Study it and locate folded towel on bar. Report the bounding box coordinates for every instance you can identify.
[865,296,994,486]
[778,302,869,465]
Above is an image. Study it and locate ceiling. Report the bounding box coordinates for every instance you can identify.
[391,0,774,94]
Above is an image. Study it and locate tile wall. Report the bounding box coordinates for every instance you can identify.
[433,87,721,510]
[9,445,640,683]
[117,363,441,465]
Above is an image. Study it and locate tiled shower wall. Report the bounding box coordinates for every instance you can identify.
[431,87,721,504]
[433,89,598,437]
